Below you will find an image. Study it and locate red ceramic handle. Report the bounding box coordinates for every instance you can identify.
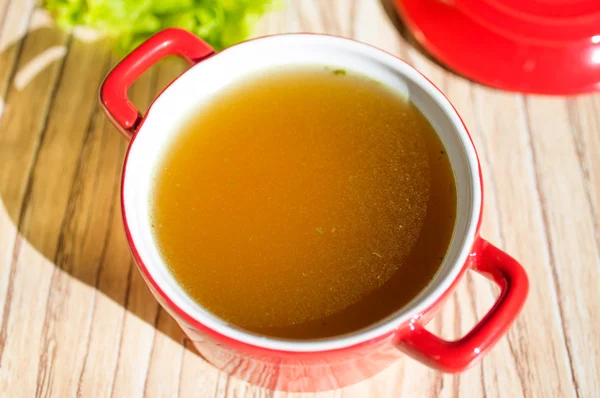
[397,239,529,372]
[100,28,214,138]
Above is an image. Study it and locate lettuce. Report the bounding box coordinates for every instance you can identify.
[44,0,279,52]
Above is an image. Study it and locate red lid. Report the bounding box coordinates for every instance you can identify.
[394,0,600,95]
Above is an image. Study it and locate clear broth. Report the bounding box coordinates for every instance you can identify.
[151,67,456,339]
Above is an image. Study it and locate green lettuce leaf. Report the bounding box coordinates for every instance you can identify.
[44,0,279,52]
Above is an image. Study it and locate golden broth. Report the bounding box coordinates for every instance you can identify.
[151,67,456,339]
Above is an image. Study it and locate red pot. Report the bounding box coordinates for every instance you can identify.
[394,0,600,95]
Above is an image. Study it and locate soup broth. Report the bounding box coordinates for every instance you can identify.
[151,66,456,339]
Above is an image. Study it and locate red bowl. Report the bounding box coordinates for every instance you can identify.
[100,28,529,392]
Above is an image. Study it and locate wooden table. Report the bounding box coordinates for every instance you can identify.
[1,1,599,397]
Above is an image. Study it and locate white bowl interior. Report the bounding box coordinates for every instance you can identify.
[122,34,481,352]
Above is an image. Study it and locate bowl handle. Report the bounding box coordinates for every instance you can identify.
[396,239,529,372]
[99,28,214,139]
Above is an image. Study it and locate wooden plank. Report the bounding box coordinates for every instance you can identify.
[2,32,114,397]
[0,243,57,397]
[178,342,226,398]
[525,96,600,397]
[0,0,13,30]
[0,0,36,332]
[110,270,160,398]
[143,309,185,397]
[72,55,133,398]
[0,15,65,226]
[355,0,404,55]
[567,94,600,252]
[0,1,35,87]
[471,90,579,397]
[0,4,70,396]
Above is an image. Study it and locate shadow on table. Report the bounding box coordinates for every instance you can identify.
[0,26,197,354]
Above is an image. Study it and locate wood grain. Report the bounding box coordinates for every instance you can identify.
[0,1,599,397]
